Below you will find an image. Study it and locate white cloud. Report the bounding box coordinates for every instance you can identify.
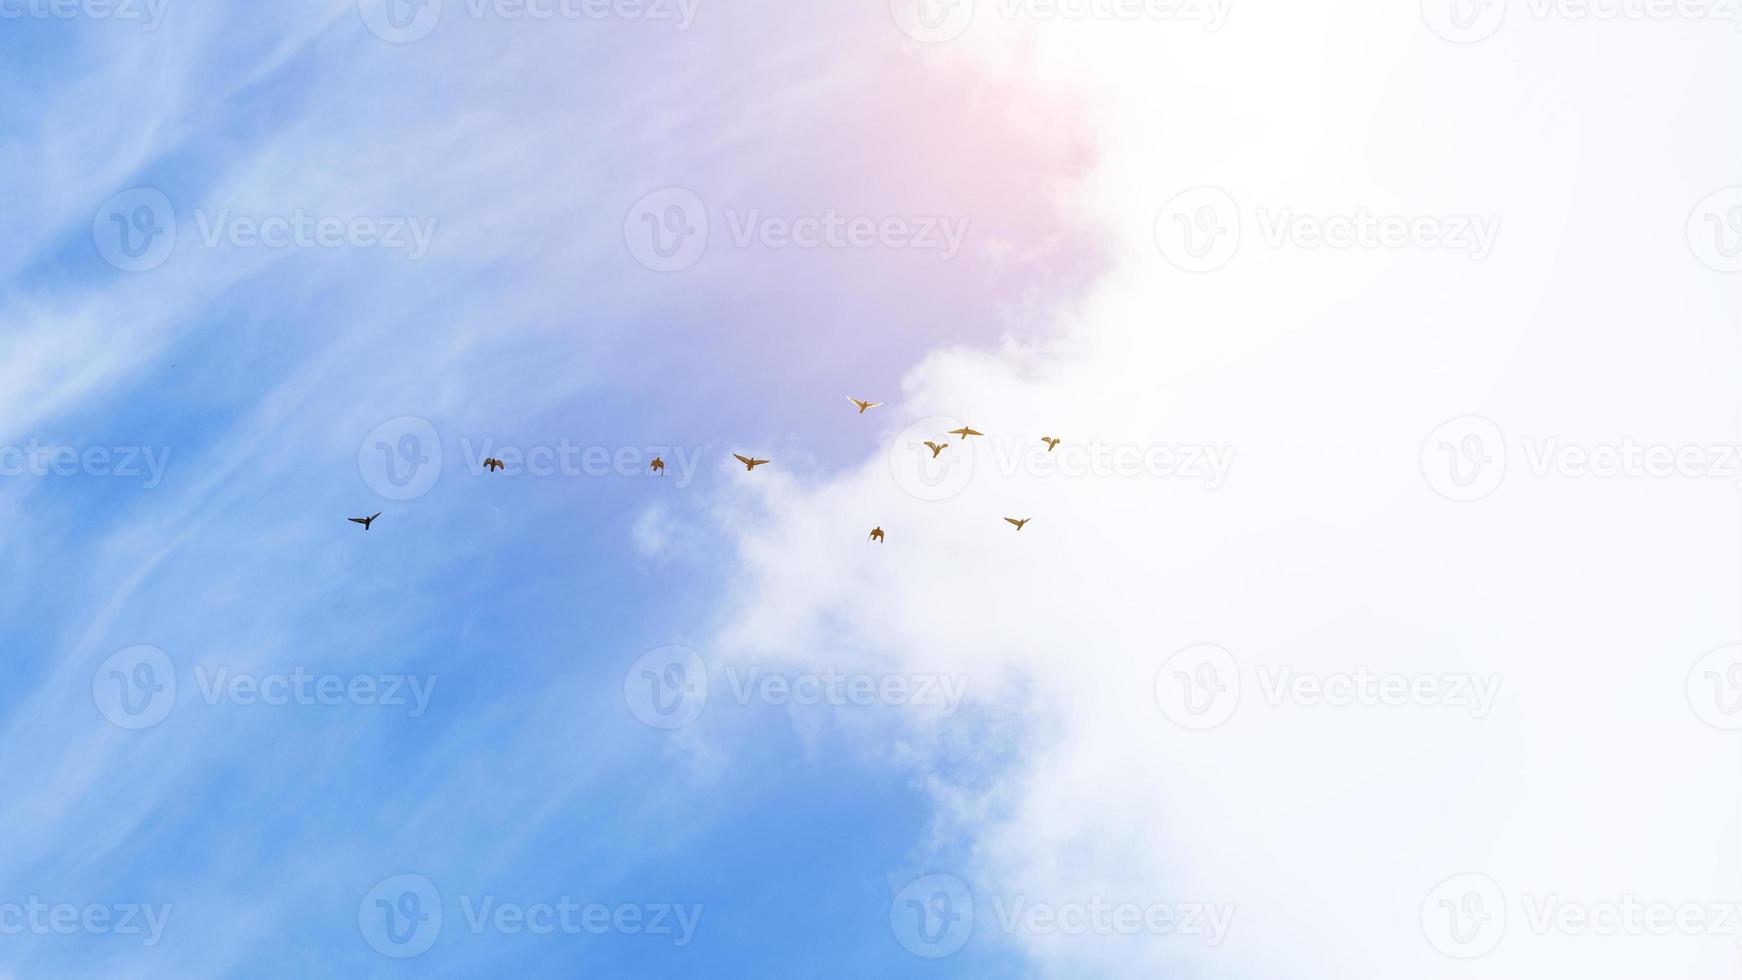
[712,7,1742,977]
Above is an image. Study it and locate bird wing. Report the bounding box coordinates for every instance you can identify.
[1005,518,1020,527]
[348,517,366,525]
[734,454,752,466]
[751,458,769,467]
[369,513,381,521]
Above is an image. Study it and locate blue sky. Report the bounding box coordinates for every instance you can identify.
[13,3,1742,979]
[0,1,1096,976]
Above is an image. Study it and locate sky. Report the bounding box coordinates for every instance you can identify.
[3,1,1742,978]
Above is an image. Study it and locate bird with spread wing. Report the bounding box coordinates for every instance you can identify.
[734,454,770,471]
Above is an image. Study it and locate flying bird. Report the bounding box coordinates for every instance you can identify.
[349,512,381,530]
[869,526,885,543]
[733,454,770,471]
[848,397,882,414]
[650,457,665,475]
[1041,437,1061,452]
[923,441,948,458]
[949,426,984,439]
[1004,517,1030,531]
[483,457,505,472]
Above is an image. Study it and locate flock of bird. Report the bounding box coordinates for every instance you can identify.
[350,397,1061,539]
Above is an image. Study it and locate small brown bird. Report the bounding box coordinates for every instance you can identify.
[650,457,665,475]
[349,512,381,530]
[869,526,885,543]
[949,426,984,439]
[923,441,948,458]
[848,397,882,414]
[1004,517,1030,531]
[733,454,770,471]
[1041,437,1061,452]
[483,457,505,472]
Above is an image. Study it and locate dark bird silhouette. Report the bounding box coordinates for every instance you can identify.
[1004,517,1030,531]
[869,526,885,543]
[483,457,505,472]
[949,426,984,439]
[923,441,948,458]
[349,512,381,530]
[650,457,665,475]
[734,454,770,471]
